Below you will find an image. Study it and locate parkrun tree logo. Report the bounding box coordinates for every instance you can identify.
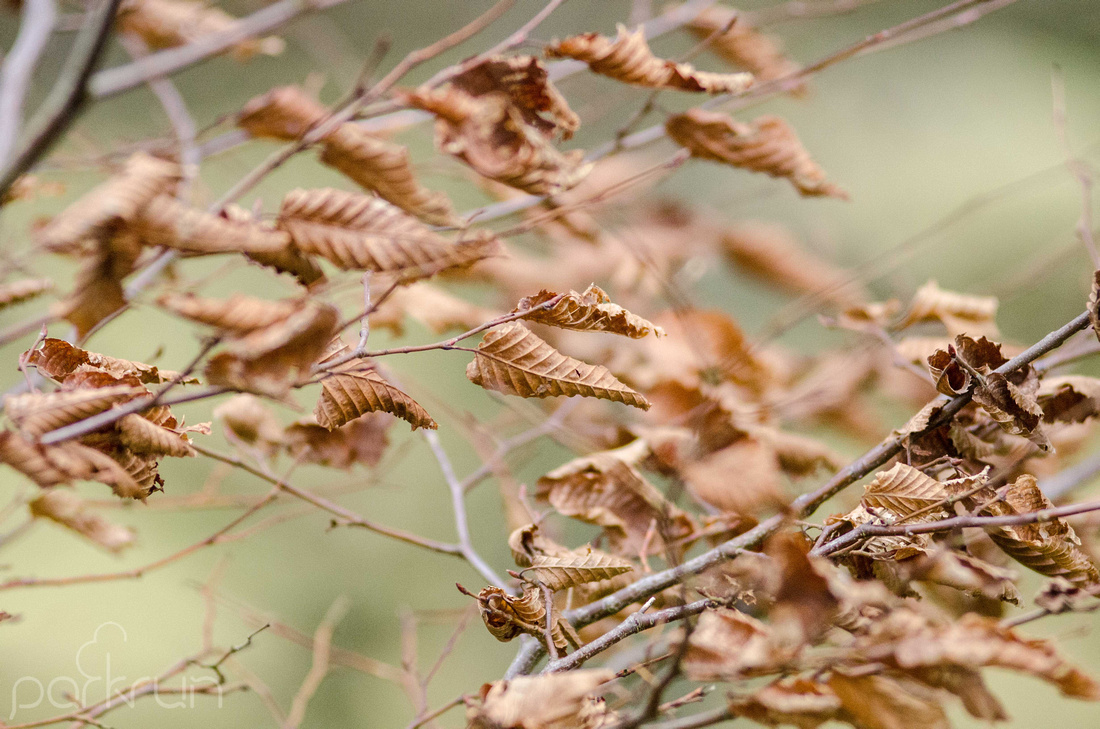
[8,622,225,719]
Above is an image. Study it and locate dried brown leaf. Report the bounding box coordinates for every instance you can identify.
[236,85,327,141]
[5,385,142,437]
[513,285,663,338]
[684,5,803,88]
[749,426,844,477]
[682,438,786,517]
[118,0,284,60]
[897,280,999,338]
[158,292,300,333]
[468,670,614,729]
[683,608,789,680]
[1038,375,1100,423]
[524,552,634,592]
[973,373,1050,451]
[728,677,841,729]
[134,195,291,254]
[666,110,846,198]
[449,55,579,139]
[0,278,53,310]
[36,152,180,252]
[861,463,950,520]
[29,489,134,552]
[117,413,194,457]
[213,394,284,455]
[319,123,457,226]
[371,282,498,336]
[828,671,950,729]
[547,24,753,93]
[277,187,499,279]
[283,414,390,469]
[315,341,437,431]
[467,322,650,409]
[25,338,190,385]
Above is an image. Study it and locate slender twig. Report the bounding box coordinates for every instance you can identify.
[643,706,733,729]
[0,0,122,199]
[0,0,58,166]
[283,596,349,729]
[404,695,465,729]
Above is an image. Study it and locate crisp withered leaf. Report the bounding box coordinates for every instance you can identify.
[277,188,499,279]
[469,583,578,653]
[1038,375,1100,423]
[828,671,950,729]
[52,231,141,338]
[0,431,150,499]
[449,55,579,139]
[404,86,591,196]
[547,24,753,93]
[0,279,53,310]
[29,489,134,552]
[25,338,190,385]
[319,123,457,226]
[682,437,786,517]
[536,442,694,555]
[134,195,291,254]
[117,413,194,457]
[236,85,327,141]
[508,523,571,567]
[467,670,614,729]
[925,334,1006,396]
[371,282,498,336]
[729,677,841,729]
[158,292,300,333]
[666,110,847,199]
[972,372,1051,450]
[524,552,634,592]
[118,0,284,60]
[315,341,437,431]
[973,474,1100,587]
[36,152,180,252]
[5,385,143,438]
[213,394,283,455]
[896,280,999,338]
[283,414,390,469]
[860,462,951,520]
[749,426,844,477]
[721,222,866,307]
[683,608,789,680]
[466,323,650,409]
[684,5,803,87]
[513,285,663,338]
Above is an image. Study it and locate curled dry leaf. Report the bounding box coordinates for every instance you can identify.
[683,608,790,680]
[469,583,579,653]
[547,24,753,94]
[513,284,663,338]
[509,523,572,567]
[5,385,143,438]
[467,322,651,409]
[158,292,300,334]
[0,431,150,499]
[319,123,457,226]
[720,222,867,307]
[222,203,327,288]
[236,85,327,141]
[467,670,614,729]
[134,195,291,255]
[25,338,190,385]
[749,425,845,477]
[666,110,846,198]
[682,437,786,517]
[971,372,1050,451]
[314,341,437,431]
[277,188,499,280]
[683,5,803,88]
[536,442,694,555]
[925,335,1005,396]
[52,230,141,338]
[728,677,842,729]
[827,671,950,729]
[404,86,591,196]
[118,0,284,60]
[36,152,180,253]
[1038,375,1100,423]
[117,413,194,457]
[0,278,53,310]
[283,414,390,469]
[29,489,134,552]
[449,55,579,140]
[896,280,999,338]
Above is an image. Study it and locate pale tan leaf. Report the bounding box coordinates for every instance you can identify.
[0,432,151,499]
[828,671,950,729]
[508,522,573,567]
[728,677,841,729]
[683,608,789,680]
[449,55,579,139]
[51,232,140,338]
[896,280,999,338]
[748,426,844,477]
[684,5,803,88]
[547,24,753,93]
[371,282,498,336]
[682,438,786,517]
[468,670,614,729]
[134,195,291,254]
[720,222,866,307]
[467,323,650,409]
[213,394,284,454]
[861,463,950,519]
[5,385,142,437]
[283,414,390,469]
[404,86,592,195]
[29,489,134,552]
[118,0,284,60]
[0,278,53,310]
[117,413,194,457]
[25,338,190,385]
[277,187,499,279]
[36,152,180,252]
[319,123,457,226]
[525,552,634,592]
[158,292,300,333]
[536,443,694,555]
[666,110,846,198]
[315,342,436,431]
[513,285,663,338]
[0,430,82,487]
[236,85,327,141]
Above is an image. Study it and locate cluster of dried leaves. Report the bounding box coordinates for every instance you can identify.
[4,2,1100,729]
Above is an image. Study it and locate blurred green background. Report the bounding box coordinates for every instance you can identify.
[3,0,1100,726]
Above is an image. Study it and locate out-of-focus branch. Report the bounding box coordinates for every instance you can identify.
[0,0,122,200]
[0,0,58,166]
[283,596,349,729]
